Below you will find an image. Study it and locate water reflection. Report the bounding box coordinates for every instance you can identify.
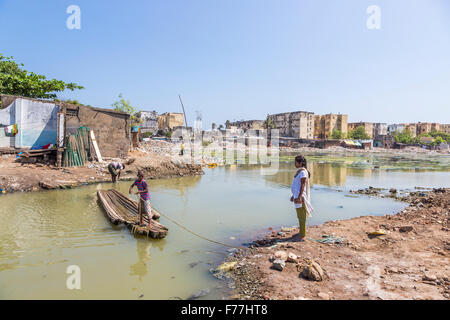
[150,175,202,197]
[266,162,354,187]
[130,240,152,281]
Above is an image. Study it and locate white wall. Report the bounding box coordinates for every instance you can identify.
[0,98,58,149]
[0,101,15,148]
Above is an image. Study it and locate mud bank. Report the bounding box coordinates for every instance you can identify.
[0,151,203,193]
[226,188,449,300]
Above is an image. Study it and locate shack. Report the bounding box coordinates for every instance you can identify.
[313,139,342,149]
[0,95,130,165]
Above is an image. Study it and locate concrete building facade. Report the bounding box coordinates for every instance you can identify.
[228,120,264,131]
[136,111,158,133]
[441,124,450,134]
[403,123,417,137]
[314,113,348,139]
[387,124,404,135]
[416,122,441,135]
[373,123,388,138]
[348,122,374,139]
[268,111,314,139]
[158,112,184,130]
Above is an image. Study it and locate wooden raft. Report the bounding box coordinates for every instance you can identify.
[97,189,168,239]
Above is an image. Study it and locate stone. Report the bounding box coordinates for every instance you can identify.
[399,226,414,233]
[187,288,210,300]
[317,292,330,300]
[274,250,288,261]
[301,259,326,281]
[388,267,399,274]
[287,252,298,263]
[422,274,437,282]
[389,188,397,194]
[272,259,285,271]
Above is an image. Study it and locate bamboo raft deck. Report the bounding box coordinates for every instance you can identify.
[97,189,168,239]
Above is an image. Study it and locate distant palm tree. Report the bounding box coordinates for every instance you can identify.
[263,115,275,144]
[218,124,224,130]
[212,122,216,130]
[263,115,275,130]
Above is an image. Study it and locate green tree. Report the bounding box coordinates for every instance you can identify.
[0,54,83,100]
[431,136,445,146]
[263,115,275,130]
[111,93,142,126]
[393,129,414,144]
[348,126,370,140]
[211,122,216,130]
[331,129,344,139]
[429,131,450,143]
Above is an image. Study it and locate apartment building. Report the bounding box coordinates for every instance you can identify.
[228,120,265,131]
[348,122,374,139]
[136,111,158,133]
[373,123,388,138]
[267,111,315,139]
[403,123,417,137]
[416,122,441,135]
[157,112,184,130]
[314,113,348,139]
[387,124,404,135]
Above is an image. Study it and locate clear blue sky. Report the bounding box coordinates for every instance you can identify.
[1,0,449,128]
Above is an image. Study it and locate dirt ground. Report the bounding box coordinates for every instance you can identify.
[227,188,449,300]
[0,149,203,193]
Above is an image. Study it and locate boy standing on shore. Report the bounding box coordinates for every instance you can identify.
[129,171,152,227]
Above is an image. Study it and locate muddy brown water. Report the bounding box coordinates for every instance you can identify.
[0,153,449,299]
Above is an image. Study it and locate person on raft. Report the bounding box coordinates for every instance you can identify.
[108,161,125,183]
[290,155,314,241]
[129,171,152,227]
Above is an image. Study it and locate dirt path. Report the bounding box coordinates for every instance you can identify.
[227,189,449,300]
[0,150,203,193]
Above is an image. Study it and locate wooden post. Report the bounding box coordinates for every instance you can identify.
[178,95,194,158]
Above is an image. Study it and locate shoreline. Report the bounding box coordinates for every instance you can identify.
[224,188,449,300]
[0,150,203,194]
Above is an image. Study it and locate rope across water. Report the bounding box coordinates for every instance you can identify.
[156,209,239,249]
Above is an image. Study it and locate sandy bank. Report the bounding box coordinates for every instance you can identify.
[226,188,449,300]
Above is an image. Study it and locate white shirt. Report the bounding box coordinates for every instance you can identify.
[291,169,307,209]
[111,162,123,170]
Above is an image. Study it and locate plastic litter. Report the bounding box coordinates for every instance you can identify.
[368,229,387,236]
[216,261,237,272]
[311,235,345,244]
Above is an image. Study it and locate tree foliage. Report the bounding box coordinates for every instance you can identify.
[348,126,370,140]
[393,129,414,144]
[0,54,83,99]
[331,129,344,139]
[263,115,275,129]
[432,136,446,146]
[111,93,142,126]
[428,131,450,143]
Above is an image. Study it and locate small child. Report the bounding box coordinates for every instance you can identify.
[129,171,152,226]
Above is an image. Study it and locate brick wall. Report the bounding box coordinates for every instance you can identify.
[64,104,130,158]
